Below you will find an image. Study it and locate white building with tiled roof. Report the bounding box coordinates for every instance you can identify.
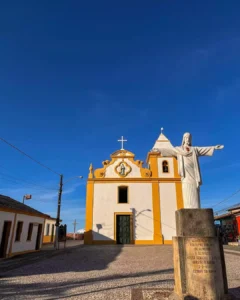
[0,195,57,258]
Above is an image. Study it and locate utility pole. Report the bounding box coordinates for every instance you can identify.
[54,175,83,249]
[55,174,63,250]
[73,219,78,240]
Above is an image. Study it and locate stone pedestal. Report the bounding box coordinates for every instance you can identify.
[169,209,231,300]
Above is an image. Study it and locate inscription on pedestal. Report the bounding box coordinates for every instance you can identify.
[188,239,217,274]
[185,237,224,299]
[171,210,229,300]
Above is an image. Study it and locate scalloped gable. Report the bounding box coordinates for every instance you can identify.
[93,149,151,179]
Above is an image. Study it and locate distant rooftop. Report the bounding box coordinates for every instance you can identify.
[214,212,232,220]
[228,205,240,211]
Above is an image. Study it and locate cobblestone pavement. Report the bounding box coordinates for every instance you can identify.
[0,245,239,300]
[0,240,83,273]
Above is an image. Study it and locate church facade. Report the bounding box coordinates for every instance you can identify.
[84,131,184,245]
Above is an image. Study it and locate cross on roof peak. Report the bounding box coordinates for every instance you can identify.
[117,136,127,150]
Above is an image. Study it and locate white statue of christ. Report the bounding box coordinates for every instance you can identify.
[154,133,224,209]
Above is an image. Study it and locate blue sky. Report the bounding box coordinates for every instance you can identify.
[0,1,240,232]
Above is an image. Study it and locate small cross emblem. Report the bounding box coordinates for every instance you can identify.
[117,136,127,150]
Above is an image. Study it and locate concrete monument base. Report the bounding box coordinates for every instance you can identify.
[169,209,231,300]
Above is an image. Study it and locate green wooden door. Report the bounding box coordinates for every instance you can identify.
[116,215,131,244]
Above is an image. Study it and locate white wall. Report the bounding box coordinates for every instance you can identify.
[93,183,153,241]
[0,211,15,254]
[159,183,177,241]
[158,157,174,178]
[105,158,141,178]
[11,214,44,254]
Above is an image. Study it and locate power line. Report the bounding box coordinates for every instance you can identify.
[0,137,60,176]
[214,202,240,214]
[0,165,57,191]
[28,197,57,203]
[212,188,240,208]
[0,176,57,193]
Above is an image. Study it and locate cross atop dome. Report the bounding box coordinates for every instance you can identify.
[117,136,127,150]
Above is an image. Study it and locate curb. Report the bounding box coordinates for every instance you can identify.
[224,249,240,256]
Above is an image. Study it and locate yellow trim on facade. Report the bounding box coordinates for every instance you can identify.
[152,182,163,244]
[111,149,135,158]
[94,149,151,179]
[148,152,163,243]
[43,235,54,243]
[173,157,180,178]
[85,148,183,247]
[91,240,167,245]
[89,178,181,183]
[94,159,114,178]
[134,240,155,245]
[127,157,151,178]
[42,218,46,244]
[84,181,94,245]
[147,153,159,177]
[164,240,173,245]
[146,151,161,165]
[114,212,133,244]
[8,213,17,256]
[175,182,184,210]
[88,163,93,178]
[92,240,116,245]
[8,249,40,258]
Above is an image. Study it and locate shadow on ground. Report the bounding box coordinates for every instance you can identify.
[0,231,124,277]
[229,286,240,299]
[0,246,123,277]
[0,231,175,299]
[0,268,174,299]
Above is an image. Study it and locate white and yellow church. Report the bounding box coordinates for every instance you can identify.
[84,130,183,245]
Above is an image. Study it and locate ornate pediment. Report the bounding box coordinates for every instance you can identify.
[111,149,135,158]
[92,149,152,179]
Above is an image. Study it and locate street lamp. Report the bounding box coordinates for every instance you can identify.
[22,194,32,204]
[55,175,83,250]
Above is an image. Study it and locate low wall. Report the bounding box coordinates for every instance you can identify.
[66,233,84,240]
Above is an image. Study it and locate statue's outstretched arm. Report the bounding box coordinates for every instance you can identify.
[215,145,224,150]
[196,145,223,157]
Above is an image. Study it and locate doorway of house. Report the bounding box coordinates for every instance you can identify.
[116,215,131,244]
[35,224,43,250]
[0,221,12,258]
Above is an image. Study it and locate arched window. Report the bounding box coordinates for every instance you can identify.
[162,161,169,173]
